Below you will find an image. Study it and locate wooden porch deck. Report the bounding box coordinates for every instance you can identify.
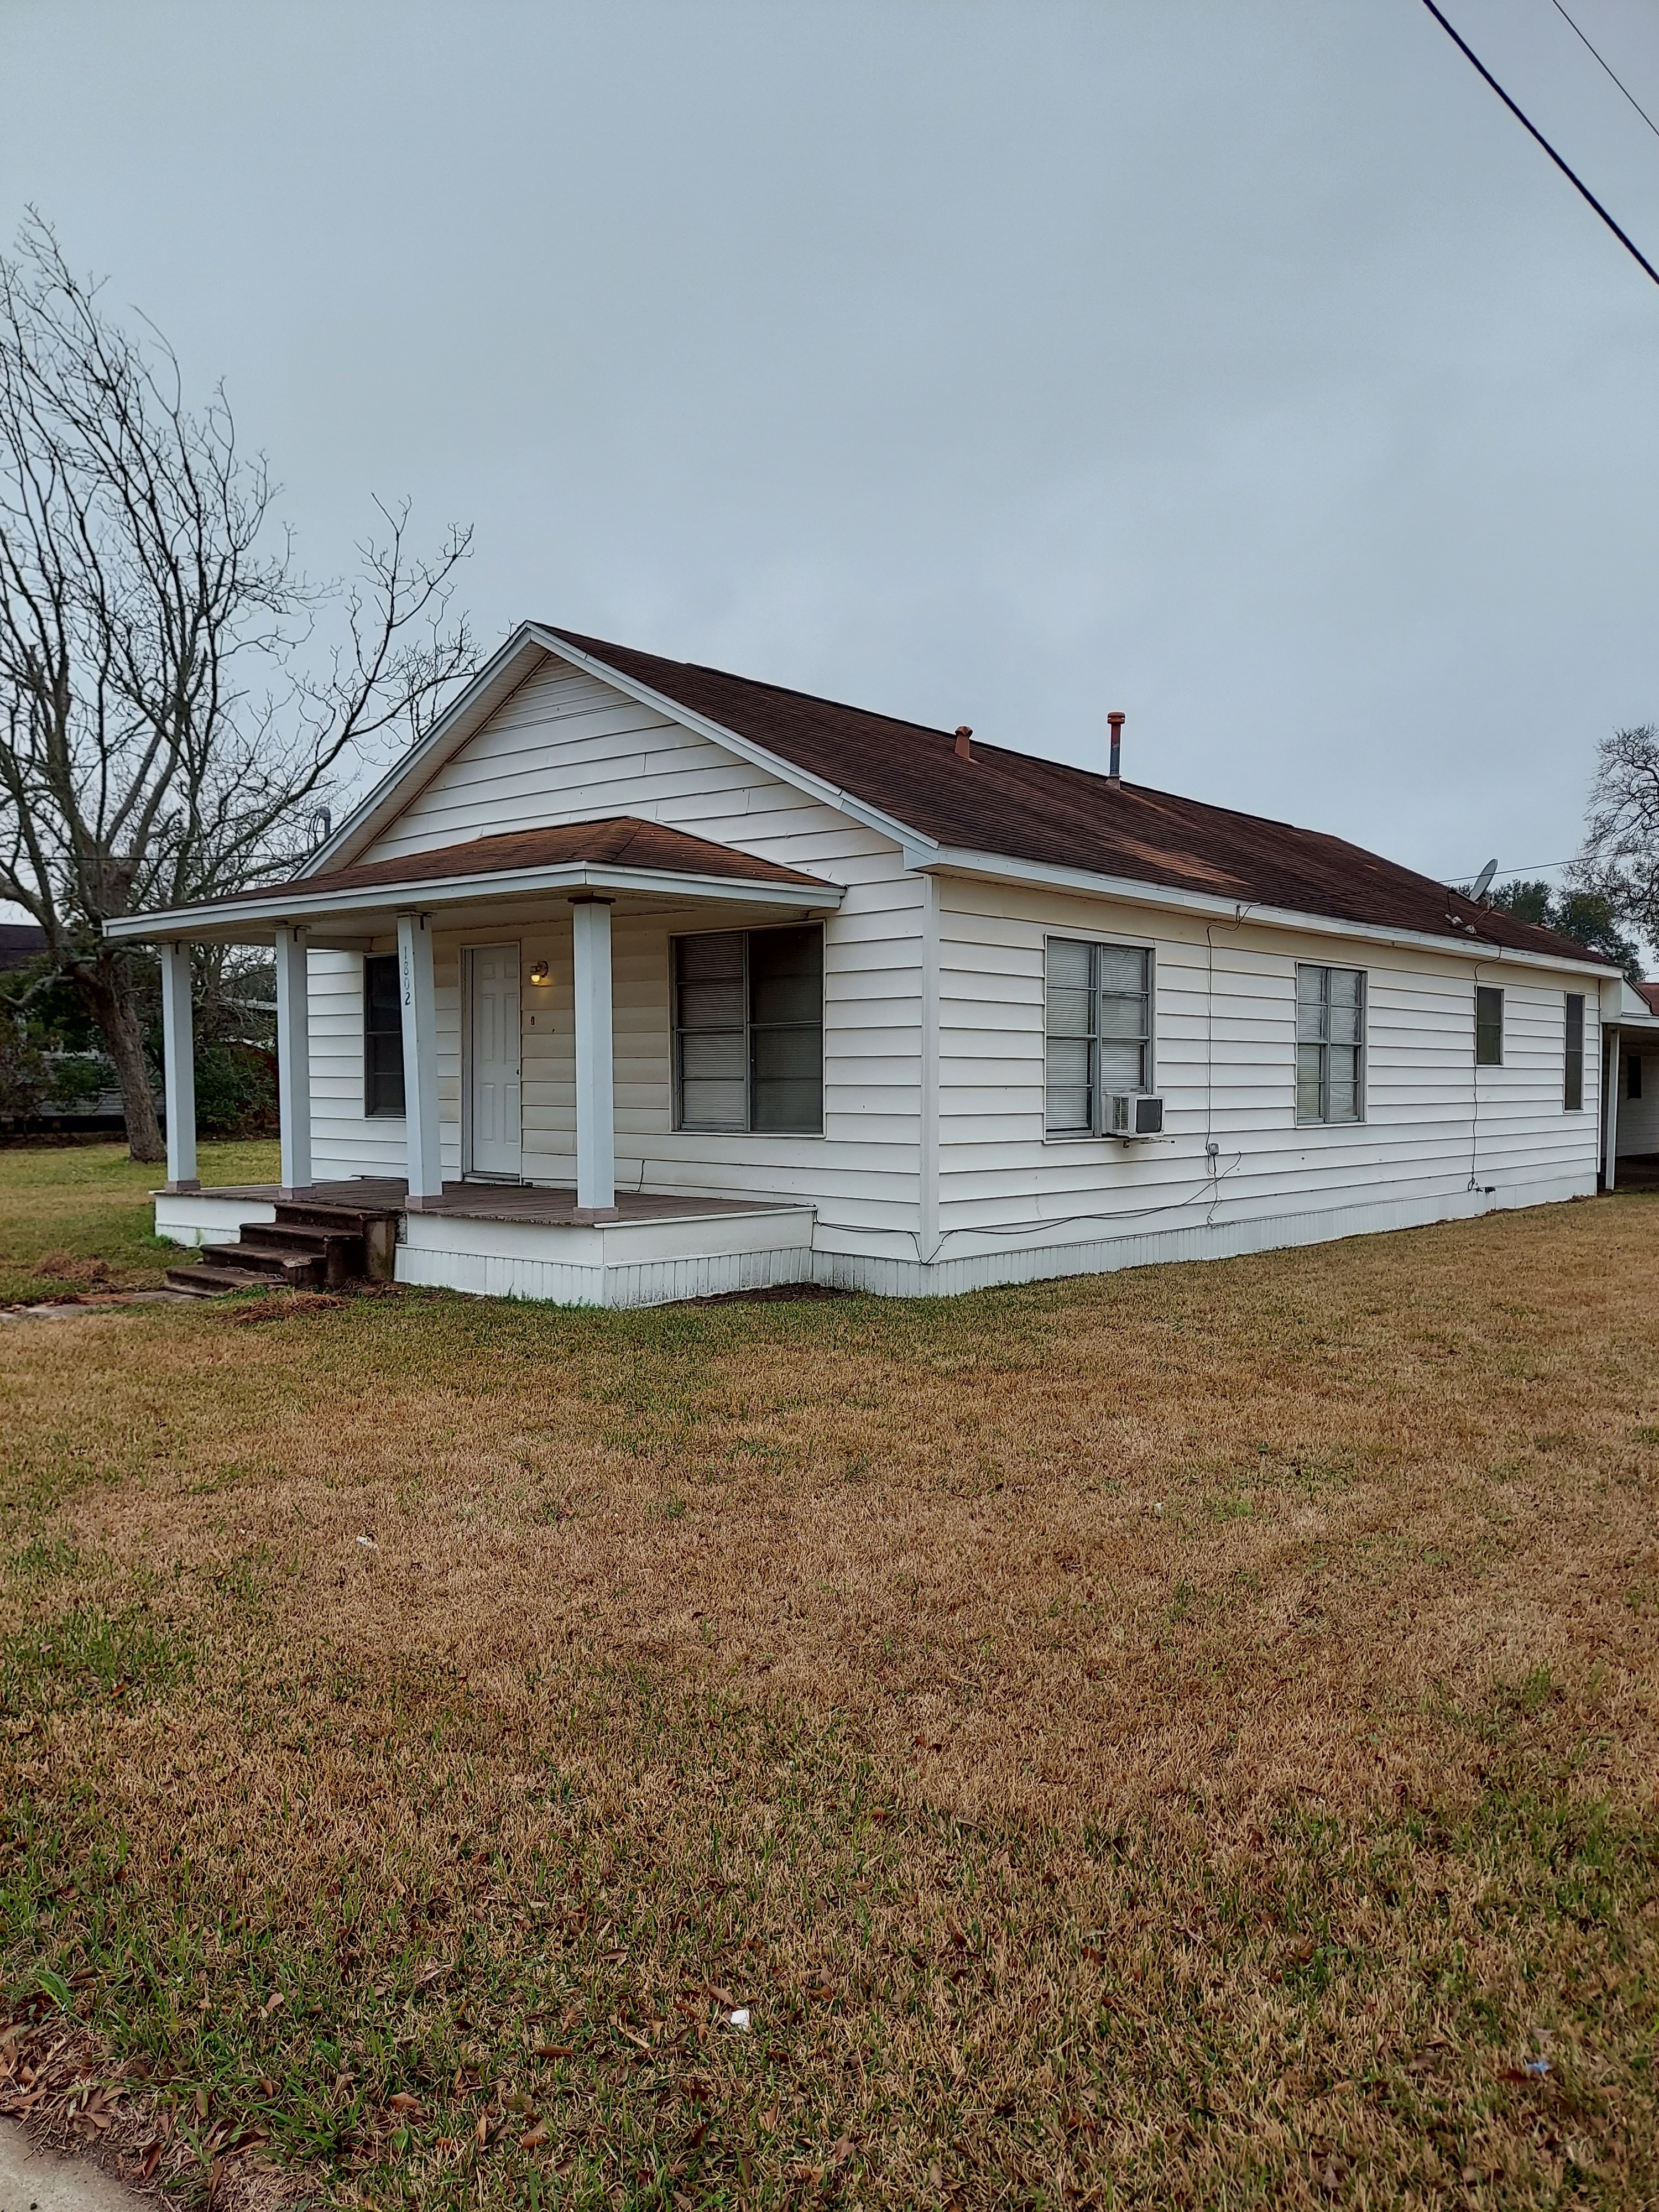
[199,1178,802,1226]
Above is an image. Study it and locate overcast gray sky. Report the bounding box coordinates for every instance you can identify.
[4,0,1658,904]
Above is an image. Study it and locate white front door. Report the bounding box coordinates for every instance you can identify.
[468,943,522,1178]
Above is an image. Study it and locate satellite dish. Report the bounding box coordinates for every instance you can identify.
[1470,858,1498,904]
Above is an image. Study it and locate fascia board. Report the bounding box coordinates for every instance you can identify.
[105,862,844,941]
[530,627,928,854]
[913,843,1623,980]
[299,625,553,876]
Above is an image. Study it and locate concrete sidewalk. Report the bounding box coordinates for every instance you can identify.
[0,2120,145,2211]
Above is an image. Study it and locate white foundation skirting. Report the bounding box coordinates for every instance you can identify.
[153,1173,1594,1308]
[153,1193,276,1248]
[394,1204,818,1310]
[810,1173,1595,1300]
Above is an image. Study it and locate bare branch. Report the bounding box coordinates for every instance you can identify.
[1571,724,1659,956]
[0,211,481,1156]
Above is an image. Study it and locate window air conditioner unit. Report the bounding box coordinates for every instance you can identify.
[1106,1092,1164,1138]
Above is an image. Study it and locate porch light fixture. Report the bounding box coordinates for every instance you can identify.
[528,959,551,985]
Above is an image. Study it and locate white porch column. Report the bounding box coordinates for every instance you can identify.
[273,926,312,1196]
[1604,1025,1620,1193]
[159,939,198,1193]
[571,896,617,1218]
[397,910,444,1207]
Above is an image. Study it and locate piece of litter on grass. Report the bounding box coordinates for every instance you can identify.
[1525,2057,1551,2076]
[357,1535,378,1549]
[728,2007,750,2031]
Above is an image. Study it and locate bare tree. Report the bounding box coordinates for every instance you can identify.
[1573,724,1659,966]
[0,214,478,1160]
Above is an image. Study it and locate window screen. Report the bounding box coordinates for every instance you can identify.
[1296,964,1365,1124]
[1564,993,1585,1112]
[1475,985,1504,1067]
[673,926,823,1134]
[1044,938,1152,1135]
[363,953,405,1117]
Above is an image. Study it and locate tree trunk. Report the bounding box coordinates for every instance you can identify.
[75,961,165,1164]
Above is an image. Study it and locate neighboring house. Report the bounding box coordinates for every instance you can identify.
[110,625,1630,1306]
[0,921,48,973]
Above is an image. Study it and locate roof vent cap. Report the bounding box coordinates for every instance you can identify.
[1108,711,1126,784]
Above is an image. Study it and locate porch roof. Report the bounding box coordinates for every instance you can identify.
[106,817,842,944]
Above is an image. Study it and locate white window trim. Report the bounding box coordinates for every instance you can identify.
[362,950,406,1122]
[1475,983,1506,1070]
[1293,961,1368,1127]
[1564,991,1587,1113]
[669,922,827,1139]
[1042,931,1157,1143]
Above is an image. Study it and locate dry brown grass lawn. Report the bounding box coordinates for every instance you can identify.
[2,1181,1657,2209]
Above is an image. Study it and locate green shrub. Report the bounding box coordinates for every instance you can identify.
[195,1041,277,1138]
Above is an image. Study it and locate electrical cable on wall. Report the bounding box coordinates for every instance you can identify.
[1204,905,1253,1225]
[1469,961,1484,1192]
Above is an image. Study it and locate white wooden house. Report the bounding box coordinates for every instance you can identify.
[108,624,1639,1306]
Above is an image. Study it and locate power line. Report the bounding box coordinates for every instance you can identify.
[1418,0,1659,292]
[1447,858,1575,881]
[1549,0,1659,145]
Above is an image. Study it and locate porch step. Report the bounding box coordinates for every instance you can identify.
[272,1201,399,1283]
[168,1197,401,1296]
[273,1199,390,1230]
[164,1263,281,1297]
[201,1239,326,1286]
[230,1220,366,1285]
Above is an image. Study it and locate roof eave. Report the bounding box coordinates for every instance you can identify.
[911,843,1623,978]
[103,858,843,942]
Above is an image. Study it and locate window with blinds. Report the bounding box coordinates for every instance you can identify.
[673,926,824,1134]
[1295,964,1365,1124]
[1044,938,1152,1136]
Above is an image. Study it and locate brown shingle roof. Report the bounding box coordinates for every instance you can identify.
[551,630,1610,968]
[194,817,831,911]
[1636,981,1659,1016]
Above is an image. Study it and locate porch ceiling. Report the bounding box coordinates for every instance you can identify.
[104,817,844,946]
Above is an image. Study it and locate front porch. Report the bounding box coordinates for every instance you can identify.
[110,816,844,1308]
[158,1178,820,1308]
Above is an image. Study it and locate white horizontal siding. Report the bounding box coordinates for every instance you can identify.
[308,945,410,1181]
[363,653,896,885]
[931,878,1601,1250]
[511,902,921,1230]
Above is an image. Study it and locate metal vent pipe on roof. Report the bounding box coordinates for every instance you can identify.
[1108,711,1125,783]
